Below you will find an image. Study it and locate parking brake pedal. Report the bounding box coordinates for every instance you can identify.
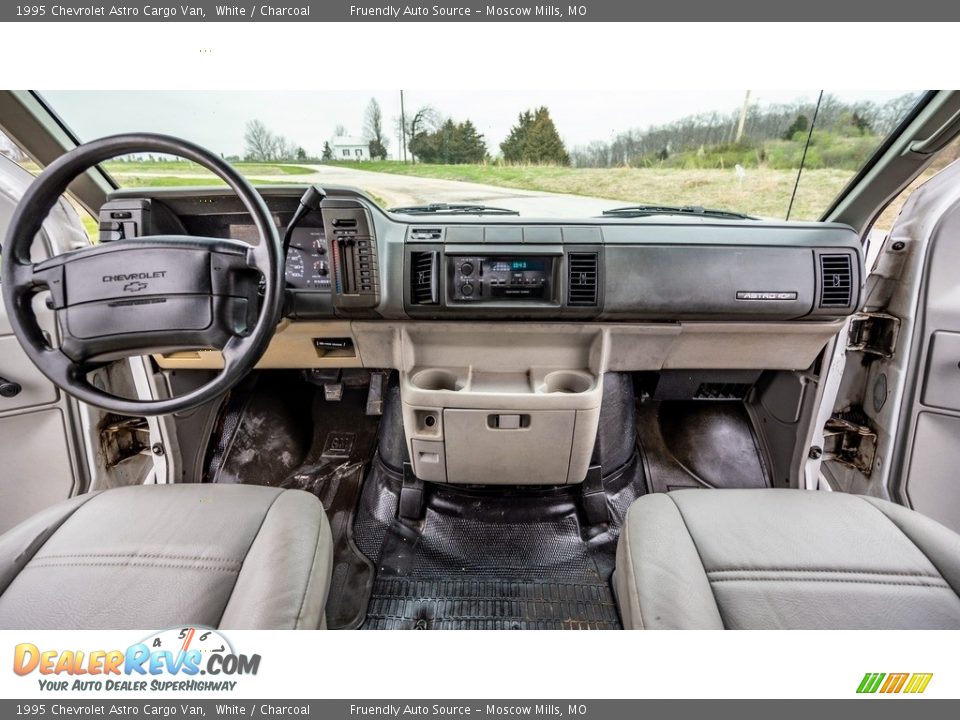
[398,463,426,521]
[580,465,609,526]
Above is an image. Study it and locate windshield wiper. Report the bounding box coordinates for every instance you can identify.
[602,204,757,220]
[389,202,519,216]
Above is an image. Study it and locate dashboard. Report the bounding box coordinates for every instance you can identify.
[98,185,864,325]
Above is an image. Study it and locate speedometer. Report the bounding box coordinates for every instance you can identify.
[284,226,332,291]
[285,247,306,284]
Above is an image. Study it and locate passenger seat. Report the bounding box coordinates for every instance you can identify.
[614,489,960,629]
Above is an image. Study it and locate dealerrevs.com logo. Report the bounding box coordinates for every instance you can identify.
[13,627,260,692]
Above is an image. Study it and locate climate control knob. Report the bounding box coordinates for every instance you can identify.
[460,282,474,297]
[460,262,474,276]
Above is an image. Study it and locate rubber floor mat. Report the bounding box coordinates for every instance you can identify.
[364,576,620,630]
[357,473,634,629]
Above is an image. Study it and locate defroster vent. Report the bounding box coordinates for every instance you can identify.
[567,252,599,306]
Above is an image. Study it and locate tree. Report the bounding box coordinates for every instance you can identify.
[500,107,569,165]
[244,119,274,162]
[322,141,333,161]
[783,114,809,140]
[408,118,487,164]
[397,106,441,162]
[243,119,300,161]
[364,98,389,160]
[295,146,307,161]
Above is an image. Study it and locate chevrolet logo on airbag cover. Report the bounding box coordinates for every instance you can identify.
[66,249,211,306]
[102,271,167,282]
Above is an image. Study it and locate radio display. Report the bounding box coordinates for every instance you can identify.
[448,255,556,303]
[490,259,547,273]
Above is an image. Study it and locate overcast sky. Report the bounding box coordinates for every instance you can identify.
[43,90,914,160]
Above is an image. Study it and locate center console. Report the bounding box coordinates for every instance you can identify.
[397,324,604,486]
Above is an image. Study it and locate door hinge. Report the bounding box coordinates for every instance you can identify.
[99,415,151,468]
[847,312,901,358]
[823,412,878,476]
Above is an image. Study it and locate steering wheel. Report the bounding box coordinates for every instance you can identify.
[1,134,284,416]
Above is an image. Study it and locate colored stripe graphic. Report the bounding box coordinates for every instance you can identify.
[857,673,885,693]
[857,672,932,694]
[880,673,909,693]
[904,674,933,694]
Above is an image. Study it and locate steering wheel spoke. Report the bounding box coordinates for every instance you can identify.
[1,134,284,416]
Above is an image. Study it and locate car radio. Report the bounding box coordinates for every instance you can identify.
[449,255,558,302]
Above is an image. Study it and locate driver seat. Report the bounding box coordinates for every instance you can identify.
[0,484,333,629]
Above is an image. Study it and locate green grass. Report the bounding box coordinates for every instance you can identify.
[326,160,854,220]
[100,160,314,176]
[107,175,303,188]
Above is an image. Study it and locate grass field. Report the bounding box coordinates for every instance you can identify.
[101,160,314,176]
[326,160,855,220]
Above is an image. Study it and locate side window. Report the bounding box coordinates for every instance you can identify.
[356,148,362,157]
[865,134,960,266]
[0,127,98,241]
[0,126,35,173]
[342,149,349,157]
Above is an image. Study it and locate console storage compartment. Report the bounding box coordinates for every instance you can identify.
[398,325,604,485]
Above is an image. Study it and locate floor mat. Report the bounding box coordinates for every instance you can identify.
[364,576,620,630]
[637,400,771,493]
[355,459,645,630]
[216,375,383,629]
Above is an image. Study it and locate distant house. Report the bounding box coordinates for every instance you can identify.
[330,136,370,161]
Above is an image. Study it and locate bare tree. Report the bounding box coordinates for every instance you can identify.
[244,120,275,162]
[364,99,389,160]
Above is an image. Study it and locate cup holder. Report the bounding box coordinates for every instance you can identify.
[542,371,593,394]
[411,369,463,392]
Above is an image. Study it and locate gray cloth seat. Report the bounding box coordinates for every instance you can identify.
[0,484,333,629]
[614,489,960,629]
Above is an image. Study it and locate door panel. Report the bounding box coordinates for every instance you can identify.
[0,155,88,532]
[920,331,960,411]
[0,409,75,532]
[0,335,58,411]
[906,412,960,532]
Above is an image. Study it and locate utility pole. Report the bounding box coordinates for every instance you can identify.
[735,90,751,144]
[400,90,408,164]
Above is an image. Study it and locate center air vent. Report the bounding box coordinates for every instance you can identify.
[567,252,599,306]
[818,254,854,308]
[410,227,443,241]
[410,251,439,305]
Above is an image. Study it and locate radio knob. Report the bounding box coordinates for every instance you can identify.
[460,262,475,276]
[460,282,474,297]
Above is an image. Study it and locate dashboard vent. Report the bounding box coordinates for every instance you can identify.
[818,254,853,308]
[410,251,439,305]
[567,252,599,306]
[410,227,443,241]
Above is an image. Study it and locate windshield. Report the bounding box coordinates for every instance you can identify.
[40,90,923,220]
